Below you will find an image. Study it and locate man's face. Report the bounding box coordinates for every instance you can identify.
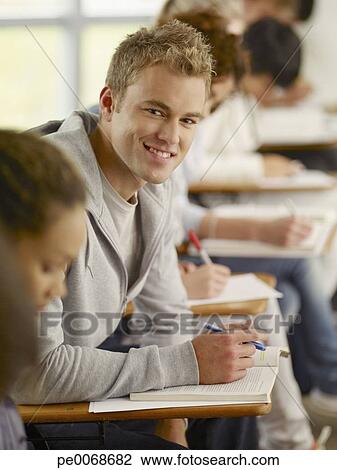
[105,64,207,185]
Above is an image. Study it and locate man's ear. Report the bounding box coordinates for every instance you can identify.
[99,87,115,122]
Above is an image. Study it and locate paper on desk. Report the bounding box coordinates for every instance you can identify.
[257,170,335,190]
[187,273,282,307]
[89,398,239,413]
[256,106,337,145]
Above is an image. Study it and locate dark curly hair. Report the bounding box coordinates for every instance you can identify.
[0,130,86,237]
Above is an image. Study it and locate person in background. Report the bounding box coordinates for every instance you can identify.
[157,6,337,421]
[242,17,312,107]
[243,0,299,25]
[244,0,316,23]
[0,130,87,449]
[157,8,325,451]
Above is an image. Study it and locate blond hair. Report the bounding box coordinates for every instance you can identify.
[157,9,243,80]
[105,20,214,103]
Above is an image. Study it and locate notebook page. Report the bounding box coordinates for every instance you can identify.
[187,273,282,307]
[130,367,277,401]
[89,398,225,413]
[256,106,336,145]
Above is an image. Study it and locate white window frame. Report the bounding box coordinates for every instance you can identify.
[0,0,155,112]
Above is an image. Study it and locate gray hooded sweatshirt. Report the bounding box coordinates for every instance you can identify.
[13,111,199,405]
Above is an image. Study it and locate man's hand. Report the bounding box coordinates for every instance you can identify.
[192,323,266,384]
[257,216,313,246]
[180,263,231,299]
[263,154,304,177]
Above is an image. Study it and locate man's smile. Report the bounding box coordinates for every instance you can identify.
[143,143,177,160]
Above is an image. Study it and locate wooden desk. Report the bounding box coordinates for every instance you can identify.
[126,273,276,317]
[188,180,337,194]
[259,141,337,154]
[19,401,271,424]
[20,273,277,427]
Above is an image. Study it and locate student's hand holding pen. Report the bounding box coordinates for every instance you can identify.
[179,262,231,299]
[192,322,268,385]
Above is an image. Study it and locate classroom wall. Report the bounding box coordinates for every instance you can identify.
[297,0,337,106]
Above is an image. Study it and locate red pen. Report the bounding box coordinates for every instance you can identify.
[188,230,213,265]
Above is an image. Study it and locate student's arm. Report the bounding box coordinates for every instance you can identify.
[174,165,312,247]
[198,213,312,246]
[12,297,261,404]
[11,296,199,404]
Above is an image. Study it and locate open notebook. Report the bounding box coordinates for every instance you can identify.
[187,273,282,308]
[130,347,289,404]
[89,347,289,413]
[188,205,337,258]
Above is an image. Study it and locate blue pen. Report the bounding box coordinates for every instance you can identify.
[204,323,266,351]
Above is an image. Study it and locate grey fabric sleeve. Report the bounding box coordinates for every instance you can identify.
[12,297,199,404]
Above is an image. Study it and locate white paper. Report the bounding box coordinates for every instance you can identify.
[256,105,337,145]
[89,398,246,413]
[187,273,282,307]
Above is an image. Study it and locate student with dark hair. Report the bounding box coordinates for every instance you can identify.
[244,17,301,88]
[242,17,306,105]
[0,130,87,449]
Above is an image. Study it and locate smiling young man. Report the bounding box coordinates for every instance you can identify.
[14,21,263,450]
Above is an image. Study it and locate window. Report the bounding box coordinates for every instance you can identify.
[0,0,165,129]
